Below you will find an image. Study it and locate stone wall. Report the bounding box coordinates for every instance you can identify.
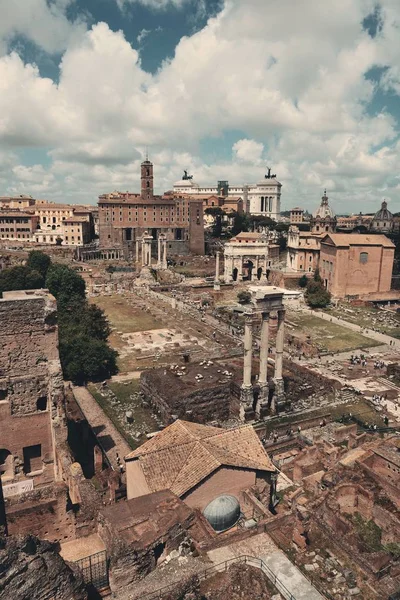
[0,534,86,600]
[141,370,233,424]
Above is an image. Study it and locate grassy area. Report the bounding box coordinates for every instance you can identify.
[89,294,163,334]
[88,379,159,450]
[288,312,379,352]
[324,303,400,339]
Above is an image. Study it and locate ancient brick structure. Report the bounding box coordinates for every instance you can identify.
[0,290,64,488]
[140,362,238,424]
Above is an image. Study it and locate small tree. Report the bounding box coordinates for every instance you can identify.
[237,290,251,304]
[313,268,322,283]
[305,279,331,308]
[231,211,250,236]
[298,274,308,288]
[26,250,51,278]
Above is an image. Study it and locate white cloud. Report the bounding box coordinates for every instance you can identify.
[137,28,151,44]
[0,0,400,213]
[0,0,86,56]
[233,139,264,164]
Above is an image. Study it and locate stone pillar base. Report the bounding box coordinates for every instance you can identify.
[259,401,270,419]
[214,281,221,291]
[240,385,254,421]
[240,404,255,422]
[273,378,285,400]
[255,382,268,418]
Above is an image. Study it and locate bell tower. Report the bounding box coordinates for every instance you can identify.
[141,157,154,200]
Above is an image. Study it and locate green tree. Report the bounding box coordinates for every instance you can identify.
[298,274,308,288]
[305,279,331,308]
[0,265,44,294]
[231,211,249,236]
[313,267,322,283]
[46,264,86,305]
[59,336,118,385]
[205,207,226,238]
[26,251,51,278]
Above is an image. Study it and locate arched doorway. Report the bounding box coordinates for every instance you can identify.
[257,267,262,280]
[0,449,13,480]
[232,267,238,281]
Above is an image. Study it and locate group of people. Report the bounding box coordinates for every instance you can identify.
[373,360,386,370]
[349,353,368,366]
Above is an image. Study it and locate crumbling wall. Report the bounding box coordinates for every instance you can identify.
[0,534,87,600]
[141,372,232,424]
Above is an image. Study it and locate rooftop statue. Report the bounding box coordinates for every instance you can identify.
[182,170,193,180]
[265,166,276,179]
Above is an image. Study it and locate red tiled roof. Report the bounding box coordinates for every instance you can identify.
[125,420,275,496]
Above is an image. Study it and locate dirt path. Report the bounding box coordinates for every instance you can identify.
[72,385,131,470]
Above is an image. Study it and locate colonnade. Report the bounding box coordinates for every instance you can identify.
[77,248,123,261]
[240,306,286,422]
[134,231,168,269]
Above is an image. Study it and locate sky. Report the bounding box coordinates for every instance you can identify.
[1,0,400,214]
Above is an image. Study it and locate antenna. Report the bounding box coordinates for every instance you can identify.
[145,146,148,161]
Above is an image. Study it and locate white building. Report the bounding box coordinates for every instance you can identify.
[173,168,282,221]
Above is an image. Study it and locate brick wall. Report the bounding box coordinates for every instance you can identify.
[183,466,255,511]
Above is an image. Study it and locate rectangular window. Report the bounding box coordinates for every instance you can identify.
[23,444,42,474]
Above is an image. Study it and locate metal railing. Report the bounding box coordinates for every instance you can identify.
[134,554,311,600]
[75,550,108,590]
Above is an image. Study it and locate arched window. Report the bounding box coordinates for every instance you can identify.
[146,168,150,176]
[147,181,150,188]
[360,252,368,264]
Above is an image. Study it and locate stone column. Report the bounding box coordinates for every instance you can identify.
[256,311,269,418]
[214,251,220,291]
[237,256,243,281]
[157,236,162,268]
[272,308,286,413]
[141,237,146,266]
[161,235,167,269]
[224,255,233,283]
[253,256,259,281]
[240,313,255,421]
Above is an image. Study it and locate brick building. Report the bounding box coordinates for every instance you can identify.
[98,159,204,255]
[0,211,39,242]
[319,233,395,298]
[0,290,64,491]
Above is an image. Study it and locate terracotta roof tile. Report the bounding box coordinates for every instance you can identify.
[125,420,275,497]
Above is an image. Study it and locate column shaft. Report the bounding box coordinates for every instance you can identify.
[259,312,269,384]
[274,309,285,381]
[243,316,253,387]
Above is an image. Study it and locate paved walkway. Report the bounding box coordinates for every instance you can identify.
[72,385,131,471]
[303,307,400,350]
[207,532,324,600]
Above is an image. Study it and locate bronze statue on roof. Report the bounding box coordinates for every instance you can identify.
[265,166,276,179]
[183,170,193,180]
